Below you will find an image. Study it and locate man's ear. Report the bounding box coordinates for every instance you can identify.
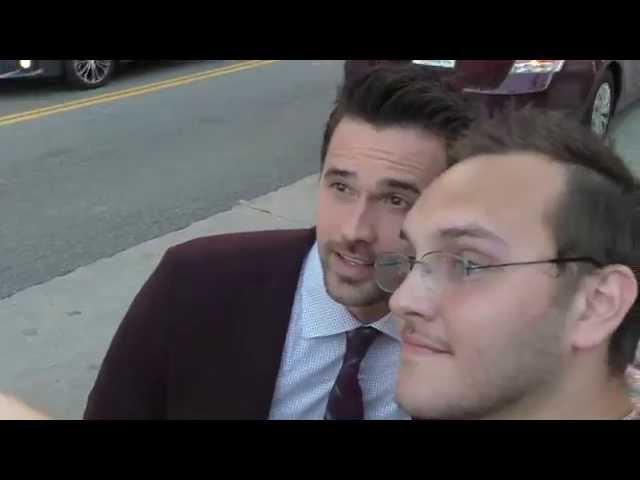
[569,265,638,351]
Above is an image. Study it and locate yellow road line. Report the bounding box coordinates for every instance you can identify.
[0,60,278,127]
[0,60,267,122]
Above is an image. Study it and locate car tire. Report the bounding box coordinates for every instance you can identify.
[585,70,615,137]
[63,60,115,89]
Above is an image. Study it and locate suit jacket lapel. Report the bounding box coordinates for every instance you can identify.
[168,228,316,419]
[245,228,317,418]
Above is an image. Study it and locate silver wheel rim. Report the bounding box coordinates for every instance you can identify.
[72,60,112,85]
[591,82,612,136]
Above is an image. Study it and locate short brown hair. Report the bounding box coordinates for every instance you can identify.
[321,64,474,166]
[451,106,640,373]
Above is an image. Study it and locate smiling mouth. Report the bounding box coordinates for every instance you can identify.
[336,252,374,267]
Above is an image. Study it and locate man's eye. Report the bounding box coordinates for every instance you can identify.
[463,258,501,278]
[331,182,350,193]
[457,253,488,276]
[385,194,411,208]
[465,259,482,269]
[464,261,482,275]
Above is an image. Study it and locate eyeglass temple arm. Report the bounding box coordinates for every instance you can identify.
[472,256,603,271]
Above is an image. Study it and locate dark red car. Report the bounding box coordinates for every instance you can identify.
[344,60,640,136]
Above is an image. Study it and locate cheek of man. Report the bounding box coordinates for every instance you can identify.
[395,269,573,419]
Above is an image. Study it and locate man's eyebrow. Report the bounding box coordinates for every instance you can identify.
[378,178,421,196]
[438,225,507,246]
[323,168,355,179]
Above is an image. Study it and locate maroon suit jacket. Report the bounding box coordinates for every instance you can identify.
[84,228,316,419]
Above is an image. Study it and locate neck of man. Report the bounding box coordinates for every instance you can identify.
[482,353,634,420]
[347,301,390,325]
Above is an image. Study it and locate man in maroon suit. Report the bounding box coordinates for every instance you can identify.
[84,64,474,419]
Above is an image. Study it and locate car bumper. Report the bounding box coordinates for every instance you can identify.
[0,60,46,79]
[461,63,597,122]
[464,88,580,116]
[463,89,588,124]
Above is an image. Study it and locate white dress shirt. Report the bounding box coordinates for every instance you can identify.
[268,242,410,420]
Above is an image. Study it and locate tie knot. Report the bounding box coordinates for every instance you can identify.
[345,327,381,362]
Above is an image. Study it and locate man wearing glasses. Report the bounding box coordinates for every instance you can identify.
[375,107,640,419]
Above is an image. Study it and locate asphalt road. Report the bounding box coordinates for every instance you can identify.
[1,60,639,300]
[0,60,343,299]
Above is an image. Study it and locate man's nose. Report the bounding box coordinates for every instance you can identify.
[389,269,440,322]
[340,199,377,245]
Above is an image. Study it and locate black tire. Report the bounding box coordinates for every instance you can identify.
[584,70,615,137]
[63,60,115,89]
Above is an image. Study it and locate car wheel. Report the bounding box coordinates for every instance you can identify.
[63,60,115,89]
[586,71,615,137]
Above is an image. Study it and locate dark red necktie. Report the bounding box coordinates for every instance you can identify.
[324,327,381,420]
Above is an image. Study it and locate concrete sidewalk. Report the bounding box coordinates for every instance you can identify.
[0,174,319,419]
